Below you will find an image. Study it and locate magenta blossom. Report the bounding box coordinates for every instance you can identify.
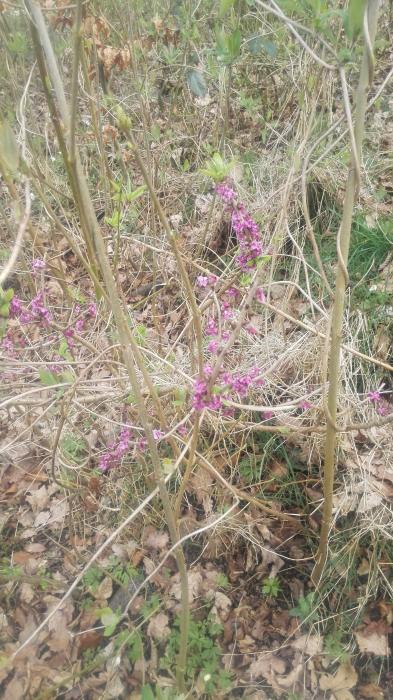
[31,292,51,324]
[368,390,381,403]
[99,427,132,472]
[299,400,313,410]
[197,275,209,288]
[215,182,236,205]
[20,311,33,324]
[207,339,219,353]
[32,258,46,272]
[9,296,23,318]
[87,302,97,318]
[136,437,147,453]
[205,318,218,336]
[256,288,266,304]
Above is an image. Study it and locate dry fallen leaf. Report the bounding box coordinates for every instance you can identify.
[26,485,51,512]
[19,583,35,605]
[4,676,24,700]
[48,498,68,524]
[355,629,390,656]
[291,633,323,656]
[214,591,232,616]
[249,654,286,681]
[147,612,170,641]
[170,570,202,602]
[319,662,358,698]
[23,542,46,553]
[33,511,51,528]
[92,576,113,601]
[249,654,302,696]
[144,529,169,551]
[358,683,384,699]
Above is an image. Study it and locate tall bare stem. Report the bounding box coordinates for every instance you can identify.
[312,0,380,585]
[27,1,189,688]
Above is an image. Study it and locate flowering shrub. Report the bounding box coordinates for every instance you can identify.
[1,179,390,476]
[192,180,266,414]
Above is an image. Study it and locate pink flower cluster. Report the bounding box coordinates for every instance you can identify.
[9,292,52,325]
[215,182,236,205]
[216,181,263,270]
[31,258,46,272]
[196,275,218,288]
[191,180,269,414]
[99,425,169,472]
[99,427,132,472]
[192,364,264,412]
[4,294,98,353]
[367,390,390,416]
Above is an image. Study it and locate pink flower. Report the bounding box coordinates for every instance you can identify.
[299,400,313,410]
[207,339,219,353]
[9,296,23,318]
[215,181,236,205]
[99,453,111,472]
[31,258,46,272]
[192,377,222,412]
[197,275,209,288]
[256,288,266,303]
[2,336,14,352]
[31,292,51,324]
[206,318,218,336]
[20,311,32,324]
[377,405,388,416]
[87,302,97,317]
[99,427,131,471]
[221,307,233,320]
[136,437,147,453]
[152,429,163,440]
[75,319,85,332]
[368,390,381,403]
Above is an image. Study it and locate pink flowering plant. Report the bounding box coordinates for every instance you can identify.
[191,174,268,415]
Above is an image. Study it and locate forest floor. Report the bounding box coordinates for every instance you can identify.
[1,2,393,699]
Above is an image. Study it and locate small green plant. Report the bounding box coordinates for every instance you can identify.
[115,629,143,662]
[7,32,29,56]
[106,557,139,586]
[142,592,161,619]
[141,685,185,700]
[161,616,233,694]
[215,27,241,65]
[82,565,105,593]
[215,573,230,590]
[200,152,235,183]
[324,630,350,663]
[289,592,319,626]
[60,432,87,464]
[98,607,121,636]
[0,287,14,319]
[238,455,260,484]
[110,179,146,204]
[262,576,281,598]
